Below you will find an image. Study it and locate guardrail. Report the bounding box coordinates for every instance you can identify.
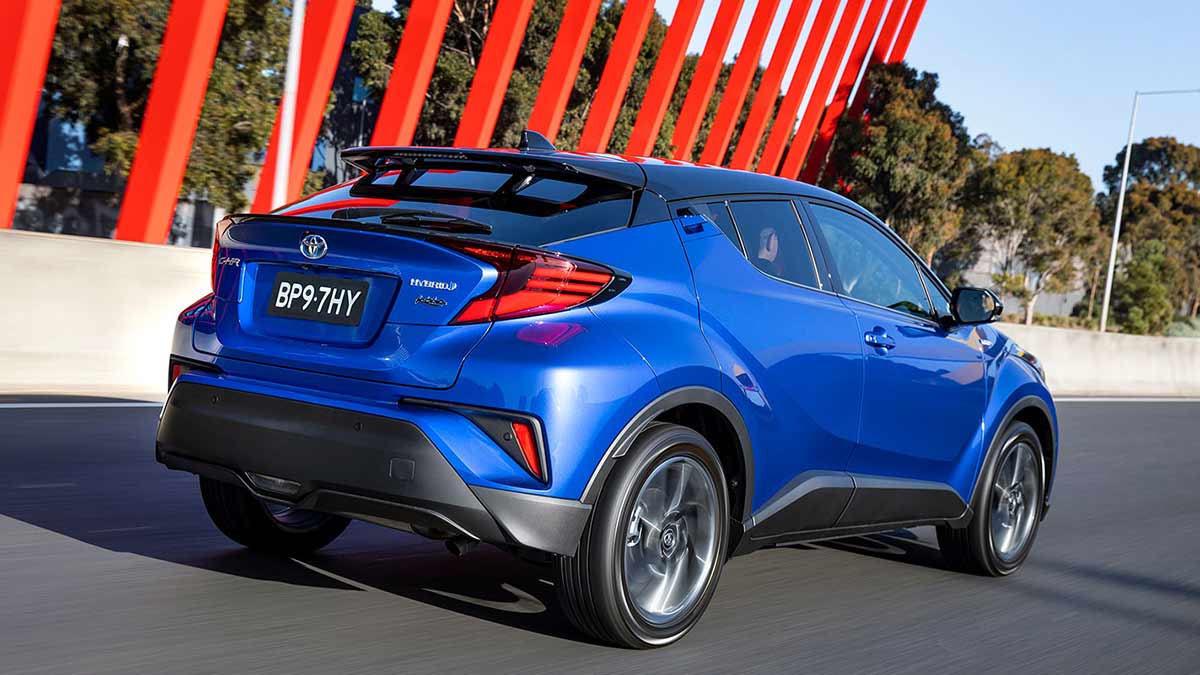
[1,230,208,395]
[997,322,1200,397]
[2,229,1198,397]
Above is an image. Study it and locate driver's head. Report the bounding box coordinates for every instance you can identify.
[758,227,778,263]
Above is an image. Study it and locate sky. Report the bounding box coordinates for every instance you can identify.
[373,0,1200,190]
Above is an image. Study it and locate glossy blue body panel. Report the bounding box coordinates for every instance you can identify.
[166,159,1059,534]
[844,299,989,500]
[676,218,863,514]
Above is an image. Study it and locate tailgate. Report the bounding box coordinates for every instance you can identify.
[193,219,498,389]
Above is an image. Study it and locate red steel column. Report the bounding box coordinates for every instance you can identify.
[370,0,453,146]
[113,0,229,243]
[577,0,655,153]
[842,0,908,126]
[251,0,355,212]
[454,0,536,148]
[0,0,61,229]
[887,0,926,61]
[527,0,601,143]
[698,0,781,166]
[669,0,745,160]
[799,0,885,183]
[756,0,839,175]
[728,0,813,170]
[779,0,866,178]
[625,0,703,156]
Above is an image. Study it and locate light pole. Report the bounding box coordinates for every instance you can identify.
[1099,88,1200,333]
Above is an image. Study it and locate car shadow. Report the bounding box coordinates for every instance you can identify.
[805,528,950,570]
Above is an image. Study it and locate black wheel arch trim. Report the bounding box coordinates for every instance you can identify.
[579,386,755,523]
[969,394,1056,513]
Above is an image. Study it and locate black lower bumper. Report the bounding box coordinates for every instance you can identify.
[156,381,590,555]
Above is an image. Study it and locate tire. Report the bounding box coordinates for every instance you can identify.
[937,421,1045,576]
[557,423,729,648]
[199,477,349,556]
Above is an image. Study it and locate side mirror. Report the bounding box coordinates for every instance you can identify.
[950,287,1003,325]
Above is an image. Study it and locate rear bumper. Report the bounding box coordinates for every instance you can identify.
[156,380,590,555]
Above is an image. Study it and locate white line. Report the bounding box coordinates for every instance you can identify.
[0,402,162,409]
[1055,397,1200,403]
[87,525,155,534]
[16,482,76,489]
[290,557,380,593]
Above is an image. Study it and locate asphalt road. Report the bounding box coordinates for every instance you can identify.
[1,399,1198,673]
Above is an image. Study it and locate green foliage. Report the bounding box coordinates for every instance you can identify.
[1111,240,1177,335]
[1166,317,1200,338]
[43,0,289,212]
[820,63,976,264]
[1099,137,1200,328]
[963,148,1099,323]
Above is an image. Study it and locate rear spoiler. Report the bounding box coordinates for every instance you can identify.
[340,146,646,191]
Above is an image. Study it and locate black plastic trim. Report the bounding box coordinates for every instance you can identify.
[968,394,1057,514]
[470,486,592,556]
[157,382,509,543]
[579,386,755,522]
[401,397,550,483]
[735,472,969,556]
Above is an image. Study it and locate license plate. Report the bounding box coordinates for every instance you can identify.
[267,272,369,326]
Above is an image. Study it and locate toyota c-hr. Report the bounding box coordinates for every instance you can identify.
[156,131,1057,648]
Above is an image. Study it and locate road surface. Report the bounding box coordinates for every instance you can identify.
[1,398,1197,673]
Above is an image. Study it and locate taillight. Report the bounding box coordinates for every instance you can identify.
[211,217,234,291]
[167,357,220,391]
[445,239,618,324]
[510,420,542,480]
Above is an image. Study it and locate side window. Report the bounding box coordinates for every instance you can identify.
[728,200,820,288]
[678,201,742,252]
[921,268,952,318]
[808,203,934,320]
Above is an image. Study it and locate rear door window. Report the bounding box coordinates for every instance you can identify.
[728,200,820,288]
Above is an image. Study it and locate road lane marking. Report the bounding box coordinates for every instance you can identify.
[290,557,380,593]
[16,482,76,489]
[0,402,162,409]
[87,526,155,534]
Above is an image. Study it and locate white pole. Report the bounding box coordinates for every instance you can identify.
[273,0,306,210]
[1098,92,1138,333]
[1097,87,1200,333]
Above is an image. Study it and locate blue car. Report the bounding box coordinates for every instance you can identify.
[157,132,1057,648]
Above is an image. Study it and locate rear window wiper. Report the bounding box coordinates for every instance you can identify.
[330,207,493,235]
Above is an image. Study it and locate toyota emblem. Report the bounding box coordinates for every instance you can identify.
[300,234,328,260]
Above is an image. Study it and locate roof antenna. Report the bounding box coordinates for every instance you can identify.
[518,129,556,153]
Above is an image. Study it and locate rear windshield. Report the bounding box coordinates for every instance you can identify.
[292,168,635,247]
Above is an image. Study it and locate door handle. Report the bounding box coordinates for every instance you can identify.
[864,330,896,350]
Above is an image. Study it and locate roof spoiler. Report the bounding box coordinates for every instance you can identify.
[340,142,645,190]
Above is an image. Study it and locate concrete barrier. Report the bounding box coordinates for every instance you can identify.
[1,230,208,396]
[996,322,1200,397]
[2,230,1199,397]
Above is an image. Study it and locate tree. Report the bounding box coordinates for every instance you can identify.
[820,63,976,265]
[1111,239,1177,334]
[43,0,291,213]
[963,148,1098,324]
[1099,137,1200,323]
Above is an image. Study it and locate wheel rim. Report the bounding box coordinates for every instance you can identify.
[989,440,1040,562]
[261,500,328,532]
[622,455,719,626]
